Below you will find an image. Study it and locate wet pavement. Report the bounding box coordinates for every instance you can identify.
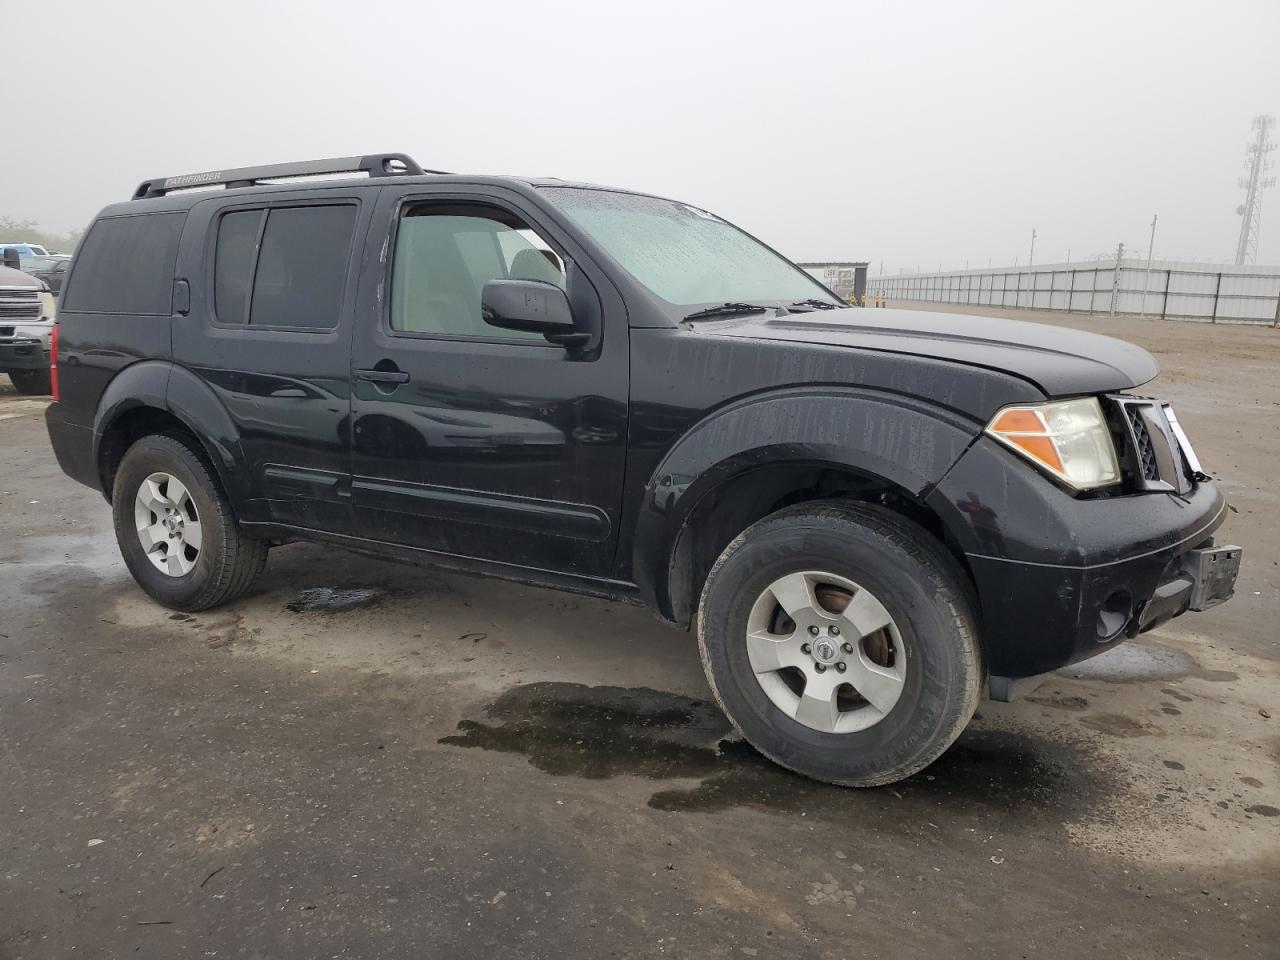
[2,314,1279,960]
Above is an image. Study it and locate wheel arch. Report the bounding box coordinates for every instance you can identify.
[93,361,252,515]
[630,389,982,626]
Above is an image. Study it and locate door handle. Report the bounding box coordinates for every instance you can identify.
[356,367,410,384]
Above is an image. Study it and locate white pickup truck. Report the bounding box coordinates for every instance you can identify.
[0,263,56,394]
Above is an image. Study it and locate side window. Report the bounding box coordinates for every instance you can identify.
[212,204,357,329]
[214,210,260,324]
[60,212,184,314]
[390,204,566,338]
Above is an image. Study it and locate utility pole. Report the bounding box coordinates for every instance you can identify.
[1029,228,1037,267]
[1140,214,1158,317]
[1235,115,1276,265]
[1110,242,1125,317]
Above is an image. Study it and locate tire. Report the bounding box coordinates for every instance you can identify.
[8,368,52,395]
[112,433,268,611]
[697,500,983,787]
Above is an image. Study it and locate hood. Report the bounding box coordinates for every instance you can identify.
[699,307,1159,396]
[0,265,43,289]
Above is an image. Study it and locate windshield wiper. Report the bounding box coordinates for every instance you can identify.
[683,302,770,322]
[790,299,842,310]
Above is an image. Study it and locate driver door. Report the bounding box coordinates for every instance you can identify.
[348,185,629,577]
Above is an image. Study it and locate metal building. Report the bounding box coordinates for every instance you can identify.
[797,261,869,304]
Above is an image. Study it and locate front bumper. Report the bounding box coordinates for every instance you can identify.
[0,338,50,371]
[929,436,1238,678]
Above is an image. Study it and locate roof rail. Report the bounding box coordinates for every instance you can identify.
[132,153,442,199]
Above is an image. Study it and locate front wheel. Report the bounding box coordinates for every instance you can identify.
[697,501,983,787]
[112,434,268,611]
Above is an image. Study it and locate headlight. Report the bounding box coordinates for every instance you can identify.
[38,290,56,322]
[985,397,1119,491]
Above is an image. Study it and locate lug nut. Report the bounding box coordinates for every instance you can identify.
[808,625,820,637]
[829,625,840,636]
[814,663,826,673]
[801,642,811,655]
[841,642,854,654]
[836,661,847,673]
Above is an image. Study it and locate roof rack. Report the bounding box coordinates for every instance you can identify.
[132,152,443,199]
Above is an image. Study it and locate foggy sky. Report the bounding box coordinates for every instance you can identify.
[5,0,1279,272]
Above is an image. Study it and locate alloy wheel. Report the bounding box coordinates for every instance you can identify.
[134,472,203,577]
[745,570,906,734]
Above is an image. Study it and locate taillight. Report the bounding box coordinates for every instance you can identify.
[50,324,60,402]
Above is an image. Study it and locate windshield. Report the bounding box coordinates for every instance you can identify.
[541,187,836,309]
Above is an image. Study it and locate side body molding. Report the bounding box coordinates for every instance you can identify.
[630,388,982,619]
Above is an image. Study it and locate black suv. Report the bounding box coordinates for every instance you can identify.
[45,153,1241,787]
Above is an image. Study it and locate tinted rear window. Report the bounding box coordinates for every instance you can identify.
[61,212,185,314]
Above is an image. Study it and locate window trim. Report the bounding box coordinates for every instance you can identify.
[206,197,361,333]
[383,196,571,348]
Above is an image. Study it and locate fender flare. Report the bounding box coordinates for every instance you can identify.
[630,387,981,619]
[92,360,254,514]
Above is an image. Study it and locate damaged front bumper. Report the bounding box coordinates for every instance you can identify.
[930,435,1242,680]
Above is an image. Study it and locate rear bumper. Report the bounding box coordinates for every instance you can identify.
[45,402,101,492]
[930,436,1236,678]
[0,339,50,371]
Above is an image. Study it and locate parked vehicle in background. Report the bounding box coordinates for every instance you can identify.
[22,255,73,295]
[0,242,51,259]
[0,263,56,394]
[43,154,1242,787]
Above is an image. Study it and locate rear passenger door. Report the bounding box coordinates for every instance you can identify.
[173,191,369,533]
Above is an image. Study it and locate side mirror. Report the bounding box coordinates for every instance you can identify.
[481,279,587,346]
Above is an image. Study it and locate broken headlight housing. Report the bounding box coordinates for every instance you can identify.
[985,397,1120,491]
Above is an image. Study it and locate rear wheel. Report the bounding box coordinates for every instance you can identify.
[112,434,268,611]
[697,501,983,787]
[8,368,52,395]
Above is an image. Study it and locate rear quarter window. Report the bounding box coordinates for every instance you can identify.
[61,211,185,315]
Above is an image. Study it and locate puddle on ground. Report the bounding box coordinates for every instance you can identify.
[439,683,733,781]
[1078,712,1158,738]
[440,682,1105,819]
[285,587,385,614]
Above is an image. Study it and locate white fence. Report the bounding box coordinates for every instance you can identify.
[870,259,1280,326]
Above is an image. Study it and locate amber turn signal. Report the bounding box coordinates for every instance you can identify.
[985,397,1119,491]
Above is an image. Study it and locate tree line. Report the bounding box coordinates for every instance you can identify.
[0,217,83,254]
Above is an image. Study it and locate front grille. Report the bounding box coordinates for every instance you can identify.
[1108,395,1192,494]
[1124,406,1161,481]
[0,288,41,321]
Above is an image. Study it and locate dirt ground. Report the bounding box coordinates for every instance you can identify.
[1,308,1277,959]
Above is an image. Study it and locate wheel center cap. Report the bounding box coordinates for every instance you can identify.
[812,638,838,664]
